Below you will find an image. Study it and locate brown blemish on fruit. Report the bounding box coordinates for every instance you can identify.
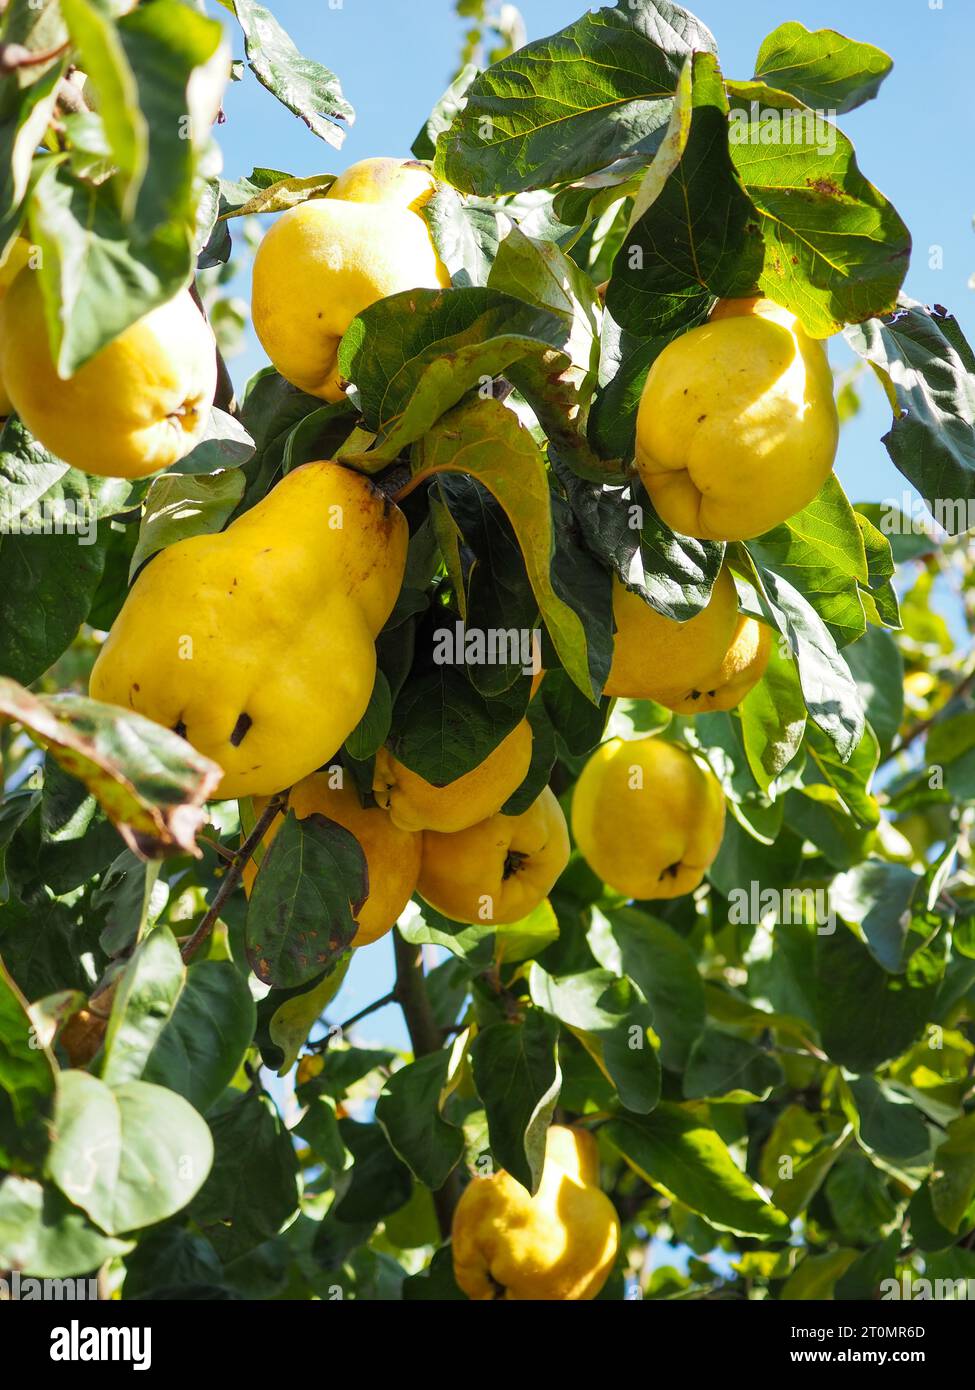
[230,712,253,747]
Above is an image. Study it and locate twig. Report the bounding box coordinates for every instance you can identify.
[309,990,398,1048]
[0,41,70,72]
[393,926,463,1237]
[180,792,287,962]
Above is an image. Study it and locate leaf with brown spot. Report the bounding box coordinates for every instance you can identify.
[0,678,222,861]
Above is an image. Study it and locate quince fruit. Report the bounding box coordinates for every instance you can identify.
[243,772,421,946]
[0,239,31,416]
[251,156,449,402]
[572,736,725,899]
[417,785,569,924]
[605,566,771,712]
[452,1124,620,1300]
[327,156,436,211]
[635,296,838,541]
[373,719,533,832]
[0,274,216,478]
[90,461,407,799]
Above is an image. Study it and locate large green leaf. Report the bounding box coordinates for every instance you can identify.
[46,1071,213,1234]
[0,957,56,1171]
[376,1049,466,1192]
[746,476,870,648]
[190,1089,299,1260]
[530,962,660,1113]
[605,1104,790,1237]
[408,398,604,700]
[99,925,184,1086]
[930,1113,975,1234]
[0,1174,131,1278]
[607,52,762,337]
[435,0,716,195]
[815,927,943,1072]
[683,1029,785,1102]
[726,81,910,338]
[0,679,222,859]
[602,907,705,1071]
[845,300,975,530]
[142,960,256,1114]
[245,811,367,989]
[753,22,893,114]
[470,1010,561,1194]
[338,287,570,467]
[129,468,245,579]
[60,0,148,217]
[224,0,353,148]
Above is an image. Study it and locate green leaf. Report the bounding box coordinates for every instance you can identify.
[226,0,353,148]
[143,959,256,1113]
[844,1076,929,1161]
[376,1050,465,1191]
[0,1174,131,1278]
[747,562,864,760]
[345,670,392,762]
[607,52,762,338]
[835,1230,901,1301]
[805,721,880,828]
[754,22,893,114]
[603,907,705,1071]
[529,962,660,1114]
[815,927,942,1072]
[387,663,528,787]
[99,925,184,1086]
[0,59,63,253]
[845,300,975,530]
[190,1089,299,1260]
[409,397,602,700]
[0,956,56,1171]
[435,0,716,195]
[726,81,910,338]
[46,1071,213,1234]
[333,1118,413,1223]
[684,1029,785,1102]
[825,1152,898,1243]
[0,679,222,859]
[338,287,570,467]
[740,639,807,791]
[930,1113,975,1234]
[412,62,478,161]
[469,1010,561,1194]
[260,954,350,1075]
[60,0,148,217]
[129,468,246,579]
[605,1104,790,1237]
[831,860,929,973]
[245,811,367,989]
[771,1124,853,1218]
[746,476,869,648]
[843,626,903,756]
[0,418,131,685]
[780,1247,858,1300]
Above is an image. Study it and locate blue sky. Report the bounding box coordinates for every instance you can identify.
[212,0,975,1051]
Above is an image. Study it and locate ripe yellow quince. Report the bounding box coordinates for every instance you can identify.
[417,785,569,925]
[90,461,407,800]
[373,719,533,833]
[243,772,421,946]
[0,239,31,416]
[251,156,449,403]
[635,295,839,541]
[605,566,771,711]
[0,273,216,478]
[452,1124,620,1300]
[572,736,725,900]
[327,156,437,211]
